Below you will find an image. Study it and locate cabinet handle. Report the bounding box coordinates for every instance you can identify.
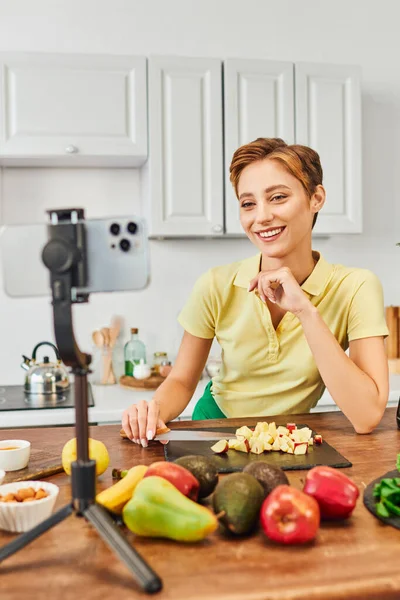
[212,225,223,233]
[65,145,79,154]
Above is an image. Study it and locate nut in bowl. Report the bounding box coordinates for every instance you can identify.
[0,481,59,533]
[0,440,31,471]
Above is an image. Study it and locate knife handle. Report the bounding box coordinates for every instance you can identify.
[119,426,170,440]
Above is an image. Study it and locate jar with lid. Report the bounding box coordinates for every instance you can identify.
[153,352,168,374]
[159,360,172,378]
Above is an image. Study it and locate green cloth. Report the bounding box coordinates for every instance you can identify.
[192,381,226,420]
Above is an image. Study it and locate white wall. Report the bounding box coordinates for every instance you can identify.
[0,0,399,385]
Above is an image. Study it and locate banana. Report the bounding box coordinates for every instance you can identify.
[96,464,148,514]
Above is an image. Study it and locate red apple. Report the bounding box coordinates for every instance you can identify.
[260,485,320,544]
[144,461,200,500]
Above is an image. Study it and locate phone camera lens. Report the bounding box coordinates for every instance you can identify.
[119,239,131,252]
[110,223,120,236]
[127,221,137,234]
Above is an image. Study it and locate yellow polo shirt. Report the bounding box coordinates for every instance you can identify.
[178,252,389,417]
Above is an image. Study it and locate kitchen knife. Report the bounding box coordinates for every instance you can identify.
[154,430,230,442]
[119,427,230,442]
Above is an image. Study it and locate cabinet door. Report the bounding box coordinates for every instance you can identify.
[224,59,295,235]
[144,56,224,237]
[295,63,362,234]
[0,53,147,167]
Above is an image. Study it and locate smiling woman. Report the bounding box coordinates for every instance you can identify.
[122,138,389,445]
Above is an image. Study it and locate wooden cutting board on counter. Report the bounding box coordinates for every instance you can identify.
[163,425,352,473]
[3,460,64,484]
[119,374,165,390]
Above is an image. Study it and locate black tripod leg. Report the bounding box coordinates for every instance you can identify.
[0,503,73,563]
[84,503,162,594]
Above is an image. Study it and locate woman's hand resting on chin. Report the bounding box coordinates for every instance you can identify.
[248,266,313,316]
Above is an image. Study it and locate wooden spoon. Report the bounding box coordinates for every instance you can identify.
[92,330,104,348]
[101,327,111,347]
[109,315,122,349]
[107,316,122,384]
[99,327,112,384]
[108,316,122,384]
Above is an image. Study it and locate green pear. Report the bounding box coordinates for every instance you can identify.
[122,475,218,542]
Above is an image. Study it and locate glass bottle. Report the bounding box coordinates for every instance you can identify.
[124,328,146,376]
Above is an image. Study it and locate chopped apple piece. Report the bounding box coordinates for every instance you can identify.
[271,437,281,451]
[287,447,294,454]
[258,432,274,445]
[250,440,264,454]
[211,440,229,454]
[308,437,314,446]
[298,427,312,442]
[255,421,269,435]
[228,438,238,449]
[276,426,289,436]
[263,442,273,452]
[290,430,303,443]
[249,437,260,449]
[294,442,308,455]
[286,423,296,433]
[279,434,291,444]
[268,422,277,437]
[233,438,250,453]
[279,439,289,453]
[286,438,295,451]
[314,434,323,445]
[235,426,254,440]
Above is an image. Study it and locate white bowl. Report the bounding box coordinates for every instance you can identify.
[0,470,5,485]
[0,480,59,532]
[0,440,31,471]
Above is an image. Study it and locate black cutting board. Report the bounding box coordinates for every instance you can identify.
[164,425,352,473]
[363,469,400,530]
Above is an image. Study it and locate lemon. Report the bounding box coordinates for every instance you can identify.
[62,437,110,476]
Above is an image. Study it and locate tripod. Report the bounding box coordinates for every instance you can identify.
[0,209,162,594]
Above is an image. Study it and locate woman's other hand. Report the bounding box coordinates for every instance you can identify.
[248,267,312,316]
[122,398,167,447]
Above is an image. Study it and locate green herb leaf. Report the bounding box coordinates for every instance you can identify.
[379,481,400,498]
[383,497,400,517]
[376,501,391,518]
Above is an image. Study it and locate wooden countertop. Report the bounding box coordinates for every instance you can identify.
[1,408,400,600]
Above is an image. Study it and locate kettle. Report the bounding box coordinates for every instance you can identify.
[21,342,70,395]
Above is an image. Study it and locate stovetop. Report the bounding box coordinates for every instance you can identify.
[0,384,95,411]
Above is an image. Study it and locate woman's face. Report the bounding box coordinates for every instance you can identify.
[238,158,323,258]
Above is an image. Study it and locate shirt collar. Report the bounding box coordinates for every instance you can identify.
[233,251,333,297]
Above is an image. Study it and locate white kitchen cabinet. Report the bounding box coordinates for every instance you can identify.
[0,53,147,167]
[224,59,295,235]
[295,63,362,234]
[143,56,224,237]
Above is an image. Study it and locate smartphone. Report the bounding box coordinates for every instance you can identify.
[0,216,150,297]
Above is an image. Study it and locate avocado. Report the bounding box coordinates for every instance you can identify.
[213,472,264,535]
[243,462,289,498]
[174,455,218,499]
